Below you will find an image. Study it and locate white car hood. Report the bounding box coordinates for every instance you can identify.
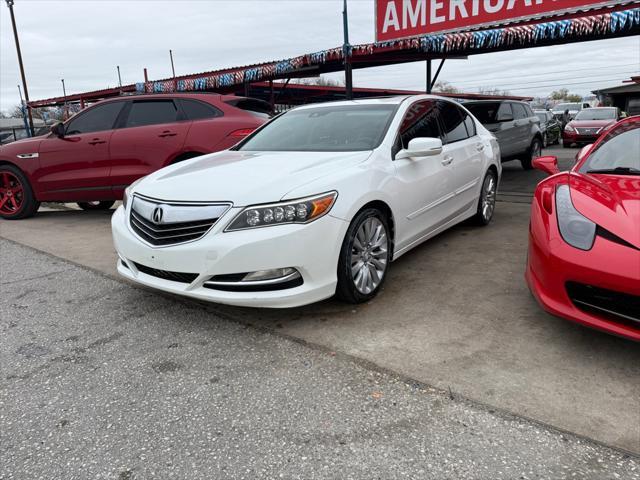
[135,149,372,206]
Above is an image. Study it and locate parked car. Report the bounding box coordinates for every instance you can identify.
[465,100,543,170]
[527,115,639,341]
[562,107,623,148]
[112,96,501,308]
[551,102,590,120]
[534,110,561,147]
[0,93,270,219]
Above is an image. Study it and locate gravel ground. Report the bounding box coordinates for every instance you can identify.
[1,239,638,480]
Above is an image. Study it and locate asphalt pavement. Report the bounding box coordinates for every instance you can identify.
[2,239,639,480]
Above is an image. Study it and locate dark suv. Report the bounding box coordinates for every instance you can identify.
[465,100,543,170]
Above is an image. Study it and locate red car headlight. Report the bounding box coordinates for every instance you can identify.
[556,185,596,251]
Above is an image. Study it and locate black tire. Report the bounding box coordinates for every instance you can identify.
[563,142,572,149]
[521,137,542,170]
[0,164,39,220]
[471,170,498,226]
[77,201,115,211]
[336,208,391,304]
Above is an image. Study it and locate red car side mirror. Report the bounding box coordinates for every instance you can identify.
[532,156,560,176]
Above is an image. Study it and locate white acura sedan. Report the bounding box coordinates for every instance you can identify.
[112,96,501,307]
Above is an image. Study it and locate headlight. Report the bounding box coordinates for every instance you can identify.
[556,185,596,251]
[225,191,337,232]
[564,125,575,133]
[123,177,144,209]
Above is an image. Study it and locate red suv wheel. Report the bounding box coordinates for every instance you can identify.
[0,165,39,219]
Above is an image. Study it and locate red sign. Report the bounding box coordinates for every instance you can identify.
[375,0,619,41]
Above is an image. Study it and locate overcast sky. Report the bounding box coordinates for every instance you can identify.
[1,0,638,112]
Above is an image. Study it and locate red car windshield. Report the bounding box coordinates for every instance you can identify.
[579,119,640,174]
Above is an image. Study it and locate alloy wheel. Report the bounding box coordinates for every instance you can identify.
[350,217,389,295]
[532,140,542,159]
[0,171,24,216]
[482,174,497,222]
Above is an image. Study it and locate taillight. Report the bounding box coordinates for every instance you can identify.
[229,128,255,137]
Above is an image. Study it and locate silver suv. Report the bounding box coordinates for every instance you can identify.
[465,100,543,170]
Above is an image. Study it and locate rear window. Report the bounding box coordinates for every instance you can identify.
[179,99,222,121]
[224,98,273,119]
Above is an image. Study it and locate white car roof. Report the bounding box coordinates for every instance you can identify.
[292,95,447,111]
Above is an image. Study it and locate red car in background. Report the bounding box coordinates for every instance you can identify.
[527,116,640,341]
[0,93,270,219]
[562,107,623,147]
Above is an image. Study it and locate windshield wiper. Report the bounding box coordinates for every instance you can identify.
[586,167,640,175]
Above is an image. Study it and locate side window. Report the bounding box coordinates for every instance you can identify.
[398,100,442,150]
[179,99,222,121]
[438,101,469,144]
[523,105,534,118]
[125,100,179,128]
[497,103,513,122]
[512,103,528,120]
[460,107,476,137]
[65,102,124,135]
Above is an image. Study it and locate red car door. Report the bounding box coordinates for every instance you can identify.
[35,101,125,202]
[109,99,189,196]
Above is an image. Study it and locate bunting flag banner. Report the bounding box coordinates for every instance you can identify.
[137,8,638,94]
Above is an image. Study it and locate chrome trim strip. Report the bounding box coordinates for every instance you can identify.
[203,271,301,287]
[16,153,39,159]
[130,210,214,233]
[132,195,231,224]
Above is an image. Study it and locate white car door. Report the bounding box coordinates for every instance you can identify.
[438,101,485,212]
[391,100,457,249]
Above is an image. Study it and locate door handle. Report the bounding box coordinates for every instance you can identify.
[158,131,177,138]
[441,156,454,166]
[88,139,106,145]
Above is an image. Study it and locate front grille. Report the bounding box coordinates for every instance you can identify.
[133,262,198,284]
[566,282,640,328]
[575,127,600,136]
[129,196,230,247]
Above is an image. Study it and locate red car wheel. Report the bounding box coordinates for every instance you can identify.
[0,166,39,220]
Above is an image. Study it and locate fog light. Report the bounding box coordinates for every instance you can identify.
[243,267,298,282]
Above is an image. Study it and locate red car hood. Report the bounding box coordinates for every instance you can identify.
[569,173,640,249]
[569,120,616,129]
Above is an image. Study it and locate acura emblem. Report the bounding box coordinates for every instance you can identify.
[152,206,164,224]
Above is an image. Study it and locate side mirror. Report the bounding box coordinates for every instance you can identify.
[50,122,65,138]
[532,156,560,176]
[396,137,443,160]
[497,114,514,123]
[577,144,594,162]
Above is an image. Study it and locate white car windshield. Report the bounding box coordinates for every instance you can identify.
[237,104,397,152]
[575,109,617,121]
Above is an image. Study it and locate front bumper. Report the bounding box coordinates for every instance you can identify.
[526,209,640,341]
[111,205,349,308]
[562,131,599,146]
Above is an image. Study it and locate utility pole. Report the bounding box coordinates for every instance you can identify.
[61,78,67,119]
[342,0,353,100]
[169,49,177,90]
[426,59,432,94]
[17,84,29,133]
[6,0,34,136]
[117,65,123,90]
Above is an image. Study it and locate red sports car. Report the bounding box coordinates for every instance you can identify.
[0,93,269,219]
[527,115,640,341]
